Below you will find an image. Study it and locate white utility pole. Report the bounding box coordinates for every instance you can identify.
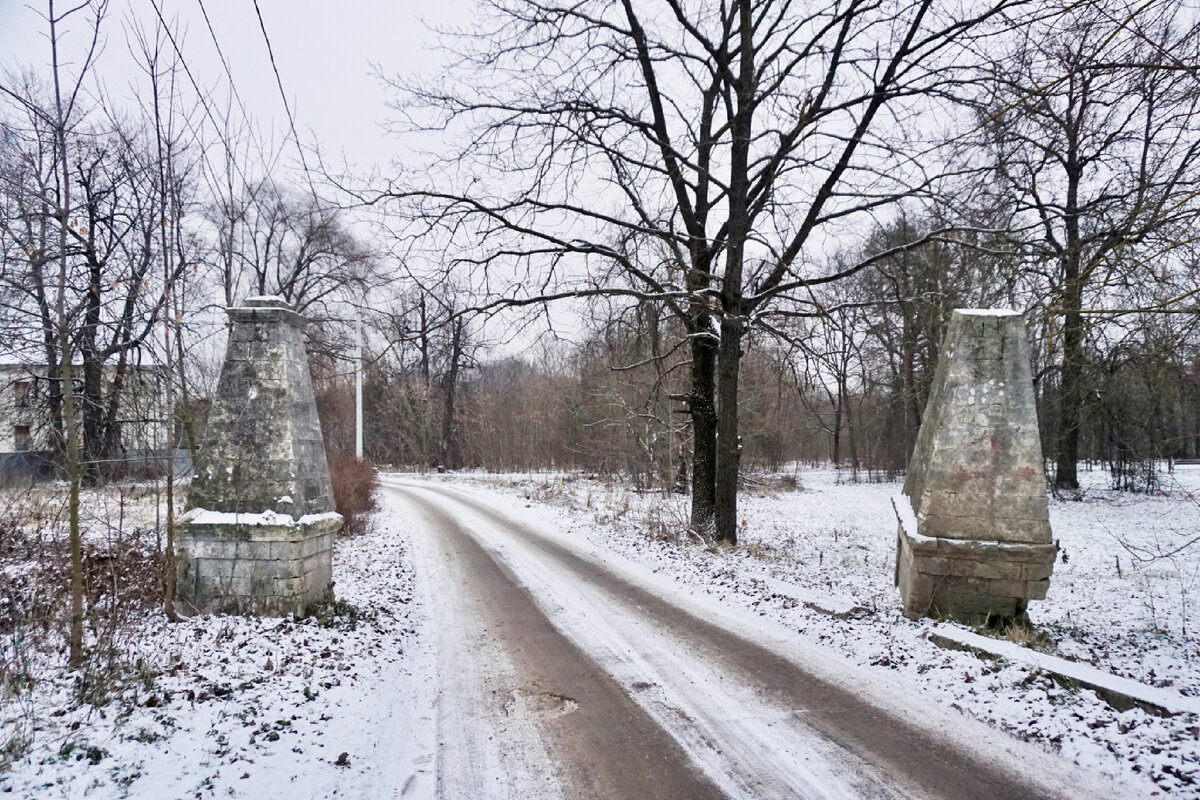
[355,309,363,460]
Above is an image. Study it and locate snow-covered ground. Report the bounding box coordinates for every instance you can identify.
[1,465,1197,797]
[386,477,1120,798]
[0,491,435,799]
[445,465,1200,796]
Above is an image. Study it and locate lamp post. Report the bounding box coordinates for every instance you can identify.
[355,309,363,461]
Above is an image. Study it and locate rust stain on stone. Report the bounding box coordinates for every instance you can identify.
[895,309,1055,622]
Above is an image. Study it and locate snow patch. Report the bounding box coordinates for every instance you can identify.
[891,493,924,541]
[927,623,1200,716]
[183,508,342,527]
[0,493,430,799]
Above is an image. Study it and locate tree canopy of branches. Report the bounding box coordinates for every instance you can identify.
[213,180,380,318]
[978,1,1200,489]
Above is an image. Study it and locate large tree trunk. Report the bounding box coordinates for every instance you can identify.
[689,330,717,537]
[419,296,431,386]
[79,249,107,484]
[713,0,754,544]
[100,357,129,479]
[1055,262,1084,490]
[714,316,744,543]
[81,358,105,484]
[40,332,66,471]
[831,397,843,465]
[1056,148,1084,491]
[900,309,920,458]
[846,378,860,477]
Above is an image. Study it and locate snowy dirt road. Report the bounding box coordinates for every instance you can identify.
[383,478,1118,800]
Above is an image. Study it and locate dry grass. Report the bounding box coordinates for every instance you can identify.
[1,483,170,741]
[329,456,380,535]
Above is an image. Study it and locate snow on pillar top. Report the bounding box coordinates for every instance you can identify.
[227,295,307,329]
[901,308,1051,545]
[955,308,1020,317]
[243,295,289,307]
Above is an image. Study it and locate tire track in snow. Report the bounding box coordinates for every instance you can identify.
[399,486,562,800]
[389,479,1114,800]
[397,486,728,799]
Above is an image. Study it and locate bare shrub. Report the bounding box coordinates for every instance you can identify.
[740,473,803,495]
[1,483,170,731]
[73,489,166,705]
[640,500,679,543]
[329,456,379,535]
[1111,454,1161,494]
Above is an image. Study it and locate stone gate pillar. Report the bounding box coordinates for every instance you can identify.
[893,309,1057,621]
[176,296,342,616]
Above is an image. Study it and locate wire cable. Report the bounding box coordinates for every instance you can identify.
[250,0,320,199]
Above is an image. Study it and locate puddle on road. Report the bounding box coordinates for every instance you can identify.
[505,690,580,720]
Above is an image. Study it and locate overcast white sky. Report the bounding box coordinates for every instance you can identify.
[0,0,502,371]
[0,0,463,178]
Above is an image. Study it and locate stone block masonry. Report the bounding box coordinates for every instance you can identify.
[187,297,333,517]
[176,296,342,616]
[176,512,340,617]
[894,309,1057,621]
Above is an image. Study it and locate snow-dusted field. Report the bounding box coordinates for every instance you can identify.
[1,465,1197,797]
[448,465,1200,796]
[0,492,435,799]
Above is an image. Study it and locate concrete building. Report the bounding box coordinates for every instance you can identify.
[0,355,169,479]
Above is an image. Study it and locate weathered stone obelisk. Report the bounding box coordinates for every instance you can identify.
[176,296,341,616]
[893,309,1057,621]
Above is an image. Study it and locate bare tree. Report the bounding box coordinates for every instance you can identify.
[849,208,1021,465]
[128,11,202,621]
[226,181,379,318]
[0,74,71,463]
[0,0,109,667]
[361,285,483,470]
[978,1,1200,489]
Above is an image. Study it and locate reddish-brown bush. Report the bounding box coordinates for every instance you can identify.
[328,456,379,535]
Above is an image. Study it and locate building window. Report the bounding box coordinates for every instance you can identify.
[13,425,31,451]
[13,381,29,409]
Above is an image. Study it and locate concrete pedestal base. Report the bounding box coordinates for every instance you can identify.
[894,496,1056,621]
[175,512,340,617]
